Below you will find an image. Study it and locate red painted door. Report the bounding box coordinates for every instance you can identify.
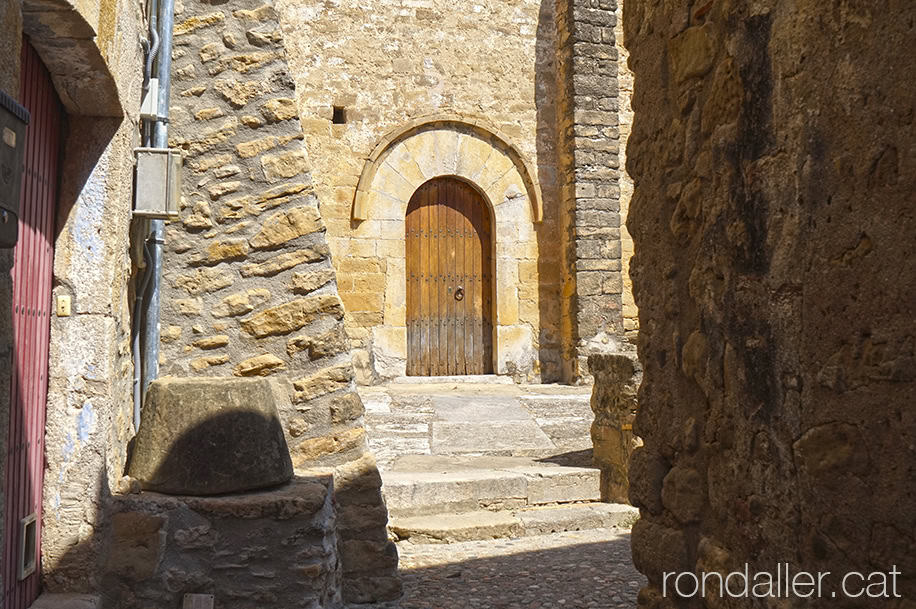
[2,38,63,609]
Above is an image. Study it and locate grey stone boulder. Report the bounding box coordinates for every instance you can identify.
[128,377,293,495]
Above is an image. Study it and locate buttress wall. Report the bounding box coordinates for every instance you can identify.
[624,1,916,606]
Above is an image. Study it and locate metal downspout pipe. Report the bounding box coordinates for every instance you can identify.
[136,0,175,425]
[132,0,159,432]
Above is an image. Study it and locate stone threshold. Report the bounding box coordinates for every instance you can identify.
[390,374,515,385]
[29,594,100,609]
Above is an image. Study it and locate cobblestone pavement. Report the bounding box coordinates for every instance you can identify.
[351,528,644,609]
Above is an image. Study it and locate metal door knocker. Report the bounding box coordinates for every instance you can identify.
[455,286,465,301]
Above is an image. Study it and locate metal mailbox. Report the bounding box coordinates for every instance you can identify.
[134,146,182,219]
[0,89,30,248]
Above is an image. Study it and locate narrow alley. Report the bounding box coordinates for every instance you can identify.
[353,379,644,609]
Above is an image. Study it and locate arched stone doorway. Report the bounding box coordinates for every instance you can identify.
[405,177,494,376]
[345,118,544,381]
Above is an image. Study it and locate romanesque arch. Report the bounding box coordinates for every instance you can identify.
[352,114,543,223]
[348,116,543,380]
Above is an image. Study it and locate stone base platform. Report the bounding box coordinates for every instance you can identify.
[101,476,342,609]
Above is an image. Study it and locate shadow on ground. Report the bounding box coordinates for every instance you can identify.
[360,532,643,609]
[535,449,595,468]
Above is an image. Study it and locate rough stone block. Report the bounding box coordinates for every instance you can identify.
[128,377,293,495]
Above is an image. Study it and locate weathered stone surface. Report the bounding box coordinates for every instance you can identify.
[182,200,214,229]
[239,247,326,277]
[212,288,270,318]
[261,148,309,182]
[173,268,232,295]
[660,466,703,524]
[104,512,165,580]
[240,294,343,337]
[247,28,283,48]
[667,23,716,83]
[260,97,298,122]
[250,205,323,249]
[213,78,267,108]
[589,352,641,503]
[289,268,335,294]
[236,134,279,158]
[191,238,249,265]
[391,510,521,543]
[153,1,401,600]
[189,354,229,371]
[287,324,349,359]
[128,378,293,495]
[292,362,353,401]
[103,478,340,608]
[194,106,224,121]
[192,335,229,350]
[206,180,241,200]
[330,392,366,424]
[233,5,277,21]
[173,298,203,316]
[174,12,225,35]
[624,0,916,601]
[291,427,366,466]
[216,182,310,221]
[233,353,286,376]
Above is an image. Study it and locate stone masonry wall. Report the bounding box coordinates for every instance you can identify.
[277,0,564,383]
[101,477,341,608]
[160,1,399,602]
[555,0,623,383]
[589,352,640,504]
[625,1,916,607]
[614,0,636,343]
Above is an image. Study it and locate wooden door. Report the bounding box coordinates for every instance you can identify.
[2,39,63,609]
[406,178,493,375]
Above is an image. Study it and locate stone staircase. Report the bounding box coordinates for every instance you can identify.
[360,380,637,545]
[382,455,636,543]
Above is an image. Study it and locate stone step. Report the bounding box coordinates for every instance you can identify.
[389,503,637,544]
[381,457,601,518]
[391,375,515,385]
[29,594,101,609]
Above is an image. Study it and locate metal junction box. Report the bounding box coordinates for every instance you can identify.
[134,147,182,219]
[0,89,30,248]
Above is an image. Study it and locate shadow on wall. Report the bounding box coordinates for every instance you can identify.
[54,116,121,226]
[2,359,43,608]
[43,410,345,608]
[534,0,564,383]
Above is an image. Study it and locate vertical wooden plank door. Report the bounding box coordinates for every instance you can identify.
[2,38,63,609]
[406,178,493,375]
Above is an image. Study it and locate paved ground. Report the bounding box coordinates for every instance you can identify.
[359,379,596,469]
[352,528,645,609]
[355,379,643,608]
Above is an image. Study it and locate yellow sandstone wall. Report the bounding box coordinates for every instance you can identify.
[277,0,563,382]
[616,0,637,342]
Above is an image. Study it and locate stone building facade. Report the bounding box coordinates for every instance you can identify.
[0,0,396,605]
[0,0,641,603]
[623,0,916,606]
[148,0,636,386]
[0,0,146,604]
